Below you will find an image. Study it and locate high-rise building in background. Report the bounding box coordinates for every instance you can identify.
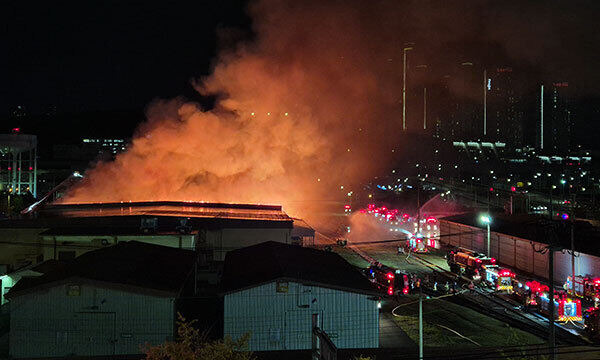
[546,82,572,154]
[488,67,524,146]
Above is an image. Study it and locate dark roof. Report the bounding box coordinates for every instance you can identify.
[7,241,197,298]
[221,241,378,295]
[39,227,199,236]
[30,259,67,274]
[440,212,600,257]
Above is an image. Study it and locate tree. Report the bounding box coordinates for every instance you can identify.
[144,313,254,360]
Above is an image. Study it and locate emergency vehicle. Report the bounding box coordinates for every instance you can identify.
[538,292,583,322]
[447,249,514,292]
[366,264,410,296]
[564,275,600,303]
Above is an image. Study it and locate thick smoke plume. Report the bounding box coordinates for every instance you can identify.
[62,0,598,220]
[62,0,408,218]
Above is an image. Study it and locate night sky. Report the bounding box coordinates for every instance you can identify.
[5,0,600,144]
[5,1,250,137]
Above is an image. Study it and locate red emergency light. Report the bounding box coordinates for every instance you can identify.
[499,270,514,277]
[491,258,496,264]
[403,288,409,294]
[344,205,351,209]
[387,286,394,295]
[386,272,395,280]
[511,186,516,192]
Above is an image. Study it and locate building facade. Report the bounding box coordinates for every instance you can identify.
[221,241,380,352]
[224,281,379,351]
[9,282,175,358]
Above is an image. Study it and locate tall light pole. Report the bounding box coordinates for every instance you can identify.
[480,214,492,257]
[423,87,427,130]
[540,84,544,150]
[483,69,487,136]
[402,46,413,131]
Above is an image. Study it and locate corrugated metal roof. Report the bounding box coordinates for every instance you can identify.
[41,201,291,222]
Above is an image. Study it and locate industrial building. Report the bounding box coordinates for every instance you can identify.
[439,213,600,283]
[7,241,197,358]
[222,241,379,352]
[0,201,295,274]
[0,130,37,197]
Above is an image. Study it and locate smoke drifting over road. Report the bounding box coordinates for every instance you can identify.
[61,0,598,218]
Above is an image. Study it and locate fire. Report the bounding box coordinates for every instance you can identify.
[59,0,412,221]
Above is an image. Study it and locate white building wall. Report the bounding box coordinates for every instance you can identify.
[224,281,378,351]
[440,220,600,284]
[40,234,195,261]
[207,228,291,261]
[10,283,174,358]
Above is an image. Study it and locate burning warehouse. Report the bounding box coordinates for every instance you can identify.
[0,201,303,294]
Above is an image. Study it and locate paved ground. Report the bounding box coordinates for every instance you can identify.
[379,300,417,350]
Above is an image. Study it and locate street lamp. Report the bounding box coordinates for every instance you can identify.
[402,46,413,132]
[480,214,492,257]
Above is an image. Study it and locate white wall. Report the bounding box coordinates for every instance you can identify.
[205,228,291,261]
[10,283,174,358]
[224,281,378,351]
[440,220,600,284]
[40,234,195,261]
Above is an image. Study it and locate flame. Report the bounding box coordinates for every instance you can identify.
[60,0,410,221]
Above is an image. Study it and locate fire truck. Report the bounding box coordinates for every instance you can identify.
[538,291,583,322]
[564,275,600,303]
[406,235,431,253]
[514,281,549,307]
[447,249,514,292]
[484,266,515,293]
[366,264,410,296]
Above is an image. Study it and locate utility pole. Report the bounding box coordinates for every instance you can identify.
[419,286,423,360]
[402,46,413,132]
[571,194,576,292]
[540,84,544,150]
[548,246,556,360]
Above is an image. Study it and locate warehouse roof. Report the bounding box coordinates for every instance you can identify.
[221,241,378,295]
[440,212,600,257]
[39,227,199,236]
[7,241,197,298]
[41,201,291,222]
